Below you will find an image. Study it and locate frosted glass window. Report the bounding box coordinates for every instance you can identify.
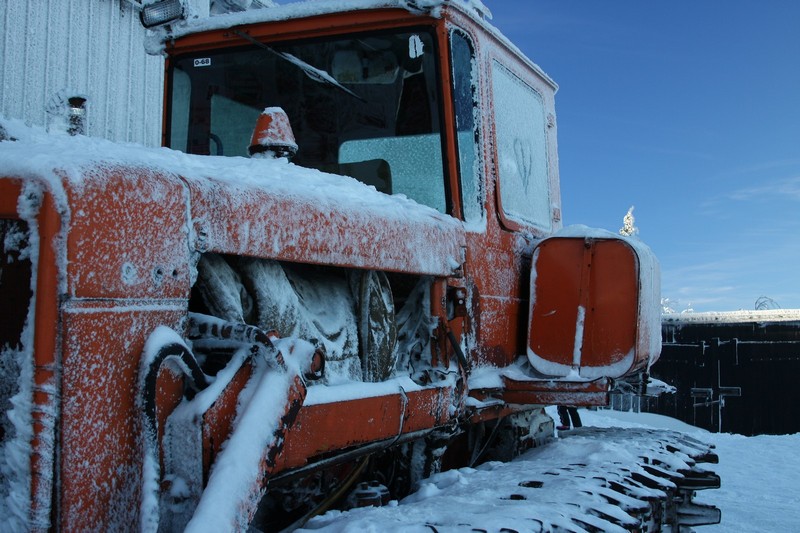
[339,134,445,212]
[450,30,483,224]
[492,61,550,229]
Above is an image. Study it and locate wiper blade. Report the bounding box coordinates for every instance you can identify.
[234,30,365,103]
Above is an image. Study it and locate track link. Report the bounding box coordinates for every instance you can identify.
[549,427,721,531]
[299,427,721,532]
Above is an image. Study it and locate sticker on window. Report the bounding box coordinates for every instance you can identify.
[194,58,211,68]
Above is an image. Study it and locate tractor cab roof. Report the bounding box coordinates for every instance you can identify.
[147,0,556,91]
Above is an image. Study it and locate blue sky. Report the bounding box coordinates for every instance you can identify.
[488,1,800,312]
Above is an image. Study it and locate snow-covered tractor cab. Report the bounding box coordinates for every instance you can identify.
[0,1,720,531]
[162,3,662,371]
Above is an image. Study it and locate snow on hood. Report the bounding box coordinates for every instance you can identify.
[0,116,459,235]
[0,117,424,212]
[1,115,465,283]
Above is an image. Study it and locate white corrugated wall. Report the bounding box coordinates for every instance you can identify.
[0,0,164,146]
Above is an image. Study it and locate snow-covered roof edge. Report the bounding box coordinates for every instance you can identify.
[155,0,468,41]
[662,309,800,325]
[449,2,558,91]
[147,0,557,90]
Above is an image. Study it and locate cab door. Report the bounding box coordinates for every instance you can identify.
[446,19,562,367]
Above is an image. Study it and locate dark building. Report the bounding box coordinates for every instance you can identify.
[627,310,800,435]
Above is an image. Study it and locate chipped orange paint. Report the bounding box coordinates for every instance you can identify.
[277,386,454,472]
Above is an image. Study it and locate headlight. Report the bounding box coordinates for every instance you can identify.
[140,0,184,29]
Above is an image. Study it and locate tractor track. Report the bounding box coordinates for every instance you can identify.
[299,427,721,532]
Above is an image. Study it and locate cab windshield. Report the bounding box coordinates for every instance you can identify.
[168,28,447,212]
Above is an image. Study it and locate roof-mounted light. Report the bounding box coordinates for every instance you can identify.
[140,0,184,29]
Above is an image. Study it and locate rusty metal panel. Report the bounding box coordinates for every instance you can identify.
[183,175,465,277]
[585,239,638,368]
[59,304,185,531]
[64,166,191,299]
[501,375,611,406]
[528,237,649,379]
[276,387,453,472]
[528,237,584,369]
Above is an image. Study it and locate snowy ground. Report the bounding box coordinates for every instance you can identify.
[299,407,800,532]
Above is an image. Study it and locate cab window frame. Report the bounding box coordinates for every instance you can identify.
[447,26,484,227]
[164,25,454,215]
[490,59,554,235]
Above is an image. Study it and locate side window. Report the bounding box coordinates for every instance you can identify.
[169,68,191,153]
[450,30,483,225]
[492,61,550,230]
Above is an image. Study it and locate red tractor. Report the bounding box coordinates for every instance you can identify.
[0,1,719,530]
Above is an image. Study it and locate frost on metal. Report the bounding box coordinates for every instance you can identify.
[148,0,494,53]
[183,367,295,533]
[0,118,464,280]
[195,255,362,384]
[138,322,309,532]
